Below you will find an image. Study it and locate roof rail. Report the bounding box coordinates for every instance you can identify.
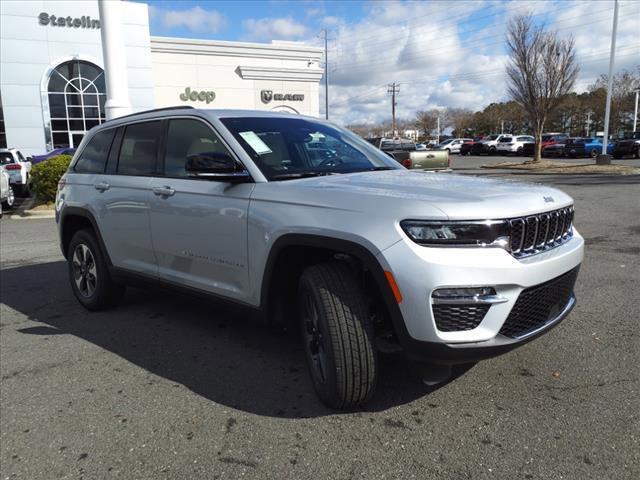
[109,105,195,122]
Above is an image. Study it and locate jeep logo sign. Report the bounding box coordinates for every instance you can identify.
[260,90,304,104]
[179,87,216,104]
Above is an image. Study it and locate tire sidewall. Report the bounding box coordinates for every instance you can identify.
[298,275,341,406]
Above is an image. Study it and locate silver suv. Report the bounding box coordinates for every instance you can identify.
[56,107,584,409]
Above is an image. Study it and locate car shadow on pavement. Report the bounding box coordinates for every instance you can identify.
[1,261,473,418]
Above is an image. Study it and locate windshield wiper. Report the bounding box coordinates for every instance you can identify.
[370,166,394,171]
[270,171,339,180]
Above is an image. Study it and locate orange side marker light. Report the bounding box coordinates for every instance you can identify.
[384,271,403,304]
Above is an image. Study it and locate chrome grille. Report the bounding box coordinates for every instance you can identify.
[509,206,574,258]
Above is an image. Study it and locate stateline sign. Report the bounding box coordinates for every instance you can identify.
[179,87,216,104]
[39,12,101,29]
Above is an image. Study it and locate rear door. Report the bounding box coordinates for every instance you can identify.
[88,121,160,276]
[148,117,253,302]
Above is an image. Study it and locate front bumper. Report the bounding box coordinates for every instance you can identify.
[377,230,584,363]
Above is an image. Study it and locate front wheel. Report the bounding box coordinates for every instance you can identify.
[67,229,125,310]
[298,262,377,409]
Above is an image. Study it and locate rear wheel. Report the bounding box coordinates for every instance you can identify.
[298,262,377,409]
[67,229,125,310]
[590,149,598,158]
[1,186,14,209]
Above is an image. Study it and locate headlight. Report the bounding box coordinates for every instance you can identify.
[400,220,509,246]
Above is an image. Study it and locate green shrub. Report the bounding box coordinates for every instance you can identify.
[31,154,73,203]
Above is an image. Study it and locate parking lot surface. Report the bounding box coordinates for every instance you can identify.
[1,170,639,479]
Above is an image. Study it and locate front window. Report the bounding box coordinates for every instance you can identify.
[220,117,399,181]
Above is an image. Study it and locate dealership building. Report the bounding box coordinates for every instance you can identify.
[0,0,323,155]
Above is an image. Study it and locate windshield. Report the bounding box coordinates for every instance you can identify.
[220,117,400,180]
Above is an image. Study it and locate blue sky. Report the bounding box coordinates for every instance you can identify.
[141,0,640,125]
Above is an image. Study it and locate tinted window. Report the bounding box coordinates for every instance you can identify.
[74,129,115,173]
[164,119,232,177]
[0,153,14,164]
[117,121,161,175]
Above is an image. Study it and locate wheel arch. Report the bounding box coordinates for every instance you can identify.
[260,234,407,342]
[59,207,112,266]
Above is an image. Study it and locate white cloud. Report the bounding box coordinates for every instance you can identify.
[321,0,640,126]
[150,5,225,33]
[242,17,308,41]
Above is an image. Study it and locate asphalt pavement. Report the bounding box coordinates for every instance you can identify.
[1,167,639,479]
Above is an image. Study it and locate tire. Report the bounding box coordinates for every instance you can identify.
[635,147,640,159]
[67,229,125,311]
[298,262,377,409]
[1,186,15,210]
[590,149,598,158]
[613,153,623,159]
[516,147,523,156]
[488,146,496,155]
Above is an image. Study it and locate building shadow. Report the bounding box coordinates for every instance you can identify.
[0,261,473,418]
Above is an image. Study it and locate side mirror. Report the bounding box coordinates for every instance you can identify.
[185,152,250,182]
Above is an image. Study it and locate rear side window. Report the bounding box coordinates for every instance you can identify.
[163,119,232,177]
[74,129,116,173]
[117,121,161,175]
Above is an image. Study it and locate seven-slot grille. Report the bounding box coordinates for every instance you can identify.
[508,206,574,257]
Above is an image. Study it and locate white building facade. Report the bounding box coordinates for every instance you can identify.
[0,1,323,156]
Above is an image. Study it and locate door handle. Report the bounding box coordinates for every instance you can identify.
[152,186,175,197]
[94,181,110,191]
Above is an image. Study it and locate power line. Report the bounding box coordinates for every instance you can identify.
[334,10,620,73]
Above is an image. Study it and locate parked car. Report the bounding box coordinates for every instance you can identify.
[564,138,614,158]
[522,133,569,156]
[374,138,450,171]
[56,107,583,409]
[612,131,640,159]
[0,148,32,196]
[471,134,511,155]
[31,147,76,165]
[459,137,483,156]
[496,135,534,155]
[542,138,576,158]
[0,166,15,217]
[415,143,427,150]
[437,138,474,154]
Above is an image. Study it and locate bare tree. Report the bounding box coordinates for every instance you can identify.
[506,14,579,162]
[414,110,438,139]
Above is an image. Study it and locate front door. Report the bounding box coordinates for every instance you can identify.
[148,118,253,302]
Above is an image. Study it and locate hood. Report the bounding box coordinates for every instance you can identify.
[255,170,573,220]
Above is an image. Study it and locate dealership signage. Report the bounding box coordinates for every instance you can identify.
[38,12,101,29]
[179,87,216,104]
[261,90,304,103]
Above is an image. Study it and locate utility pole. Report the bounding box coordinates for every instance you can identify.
[387,82,399,136]
[436,116,440,145]
[586,111,592,137]
[322,28,329,120]
[599,0,618,162]
[633,88,639,132]
[501,120,504,134]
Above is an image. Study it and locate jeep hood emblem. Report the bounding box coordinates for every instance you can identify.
[544,196,555,203]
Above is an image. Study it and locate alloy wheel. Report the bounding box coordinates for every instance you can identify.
[72,244,97,298]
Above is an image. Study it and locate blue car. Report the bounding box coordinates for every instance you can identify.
[31,147,75,164]
[564,138,613,158]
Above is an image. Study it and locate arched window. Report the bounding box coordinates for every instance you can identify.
[47,60,106,148]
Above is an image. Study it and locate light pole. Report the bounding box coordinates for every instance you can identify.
[633,88,639,133]
[98,0,132,120]
[598,0,618,164]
